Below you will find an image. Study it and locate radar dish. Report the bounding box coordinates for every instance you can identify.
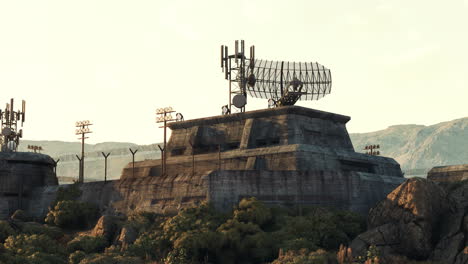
[245,60,331,102]
[232,94,247,108]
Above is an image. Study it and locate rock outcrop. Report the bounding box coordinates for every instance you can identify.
[350,178,467,263]
[91,215,119,243]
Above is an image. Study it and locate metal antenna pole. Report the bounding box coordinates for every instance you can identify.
[75,121,92,183]
[101,152,110,182]
[129,148,138,177]
[156,107,180,176]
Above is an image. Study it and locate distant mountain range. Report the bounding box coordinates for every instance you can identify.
[350,117,468,177]
[17,116,467,183]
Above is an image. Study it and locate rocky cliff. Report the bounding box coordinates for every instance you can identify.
[350,178,468,263]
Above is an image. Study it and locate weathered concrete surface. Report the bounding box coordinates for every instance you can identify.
[16,106,404,219]
[0,152,57,218]
[26,169,401,220]
[427,164,468,182]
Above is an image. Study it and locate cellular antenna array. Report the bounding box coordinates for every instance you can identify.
[220,40,332,112]
[0,98,26,152]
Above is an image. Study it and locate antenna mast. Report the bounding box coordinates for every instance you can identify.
[0,98,26,152]
[220,40,255,113]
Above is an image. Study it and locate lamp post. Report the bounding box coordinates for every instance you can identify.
[364,144,380,156]
[75,120,92,183]
[156,107,183,176]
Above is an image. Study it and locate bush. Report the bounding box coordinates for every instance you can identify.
[19,222,64,239]
[68,250,86,264]
[2,234,66,263]
[271,249,335,264]
[53,182,82,206]
[79,253,144,264]
[67,235,109,254]
[45,200,98,229]
[233,197,272,227]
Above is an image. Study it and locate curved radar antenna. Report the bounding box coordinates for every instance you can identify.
[245,60,332,106]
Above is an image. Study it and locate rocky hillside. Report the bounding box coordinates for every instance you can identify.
[350,178,468,263]
[350,117,468,176]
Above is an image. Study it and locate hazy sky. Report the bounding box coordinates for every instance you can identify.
[1,0,467,144]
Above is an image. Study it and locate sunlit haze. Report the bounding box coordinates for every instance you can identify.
[1,0,467,144]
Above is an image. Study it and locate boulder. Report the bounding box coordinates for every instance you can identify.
[117,225,137,250]
[351,178,460,260]
[91,215,119,242]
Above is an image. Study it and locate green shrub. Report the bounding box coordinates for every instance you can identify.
[45,200,98,229]
[233,197,272,227]
[53,182,82,206]
[79,253,144,264]
[67,235,109,254]
[126,231,171,261]
[19,222,63,239]
[2,234,66,263]
[68,250,86,264]
[271,249,335,264]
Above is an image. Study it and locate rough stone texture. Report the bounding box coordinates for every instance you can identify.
[427,164,468,182]
[117,226,137,251]
[91,215,119,242]
[351,178,468,263]
[0,152,57,218]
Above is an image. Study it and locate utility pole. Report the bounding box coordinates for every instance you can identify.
[75,120,92,183]
[101,152,110,182]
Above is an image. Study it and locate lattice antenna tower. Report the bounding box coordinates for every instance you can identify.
[220,40,332,111]
[220,40,255,113]
[0,98,26,152]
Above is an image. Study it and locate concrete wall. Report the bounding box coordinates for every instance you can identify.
[427,164,468,182]
[208,170,403,215]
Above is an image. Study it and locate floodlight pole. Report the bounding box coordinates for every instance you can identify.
[101,152,110,182]
[129,148,138,177]
[75,155,82,182]
[75,121,92,183]
[156,107,179,176]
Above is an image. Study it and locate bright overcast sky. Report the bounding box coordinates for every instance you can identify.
[1,0,467,144]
